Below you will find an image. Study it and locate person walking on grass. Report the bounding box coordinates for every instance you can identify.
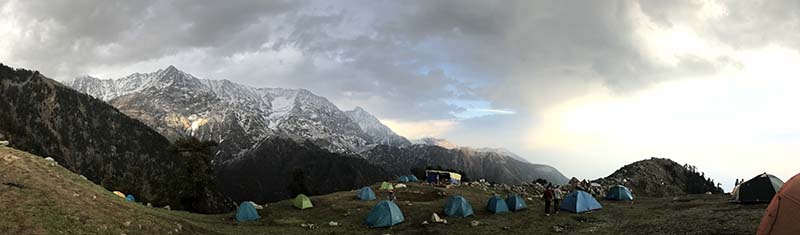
[543,184,554,216]
[553,185,563,214]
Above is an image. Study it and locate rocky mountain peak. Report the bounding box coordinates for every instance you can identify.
[413,137,458,149]
[344,107,410,147]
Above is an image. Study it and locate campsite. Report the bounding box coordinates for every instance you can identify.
[0,146,775,235]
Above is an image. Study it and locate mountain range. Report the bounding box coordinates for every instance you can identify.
[6,64,567,203]
[0,64,229,212]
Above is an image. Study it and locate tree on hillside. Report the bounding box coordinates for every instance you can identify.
[171,137,217,210]
[287,168,309,196]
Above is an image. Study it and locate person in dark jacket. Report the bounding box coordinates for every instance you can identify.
[543,184,554,216]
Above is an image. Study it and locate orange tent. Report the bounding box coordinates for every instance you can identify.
[758,172,800,235]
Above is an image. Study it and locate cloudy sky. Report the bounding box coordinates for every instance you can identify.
[2,0,799,190]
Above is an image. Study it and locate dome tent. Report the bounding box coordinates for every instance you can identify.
[358,186,377,201]
[235,201,260,222]
[736,173,784,203]
[606,185,634,201]
[560,190,602,213]
[505,194,527,211]
[125,194,136,202]
[486,195,510,214]
[758,172,800,235]
[407,175,419,182]
[293,194,313,209]
[364,200,405,228]
[398,176,409,183]
[443,195,474,217]
[380,181,394,190]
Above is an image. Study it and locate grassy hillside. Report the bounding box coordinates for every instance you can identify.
[0,146,767,234]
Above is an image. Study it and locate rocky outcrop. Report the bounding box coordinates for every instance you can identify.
[594,158,723,197]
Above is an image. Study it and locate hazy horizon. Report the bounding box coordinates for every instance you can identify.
[3,0,799,191]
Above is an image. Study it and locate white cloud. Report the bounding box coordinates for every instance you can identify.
[525,45,800,190]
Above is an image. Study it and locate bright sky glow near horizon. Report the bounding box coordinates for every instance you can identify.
[2,0,799,191]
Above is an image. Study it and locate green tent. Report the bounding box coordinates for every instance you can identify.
[380,181,394,190]
[293,194,313,209]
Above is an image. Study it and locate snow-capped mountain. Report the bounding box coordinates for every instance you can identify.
[66,65,569,187]
[412,137,459,149]
[472,147,530,163]
[345,107,410,146]
[412,137,530,163]
[67,65,378,157]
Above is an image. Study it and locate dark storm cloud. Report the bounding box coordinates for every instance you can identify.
[2,0,299,73]
[0,0,795,120]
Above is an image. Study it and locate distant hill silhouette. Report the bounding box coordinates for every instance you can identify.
[595,158,723,197]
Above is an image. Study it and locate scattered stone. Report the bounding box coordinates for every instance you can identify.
[79,175,87,181]
[552,226,565,233]
[44,157,55,162]
[343,211,351,217]
[146,203,153,208]
[164,205,171,210]
[301,223,317,230]
[503,226,511,230]
[122,221,131,227]
[73,192,80,197]
[328,221,339,227]
[431,213,445,223]
[92,195,97,200]
[470,220,481,227]
[422,221,429,225]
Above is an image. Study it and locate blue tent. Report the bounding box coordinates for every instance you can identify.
[364,200,404,228]
[398,176,409,183]
[235,201,260,222]
[443,195,474,217]
[407,175,419,182]
[125,194,135,202]
[358,186,377,201]
[505,194,527,211]
[486,195,510,214]
[606,185,634,201]
[560,190,603,213]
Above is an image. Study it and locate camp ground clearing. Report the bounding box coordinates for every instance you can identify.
[0,146,771,234]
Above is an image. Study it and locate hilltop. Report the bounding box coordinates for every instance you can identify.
[594,158,723,197]
[1,147,765,234]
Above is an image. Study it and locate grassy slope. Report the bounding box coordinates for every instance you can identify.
[0,146,766,235]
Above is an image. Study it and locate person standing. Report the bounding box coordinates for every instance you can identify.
[553,185,563,214]
[388,189,397,202]
[543,184,554,216]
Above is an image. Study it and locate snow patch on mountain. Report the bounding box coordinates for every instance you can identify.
[67,65,376,156]
[412,137,458,149]
[345,107,410,146]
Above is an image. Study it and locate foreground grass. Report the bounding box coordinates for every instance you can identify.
[0,146,766,234]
